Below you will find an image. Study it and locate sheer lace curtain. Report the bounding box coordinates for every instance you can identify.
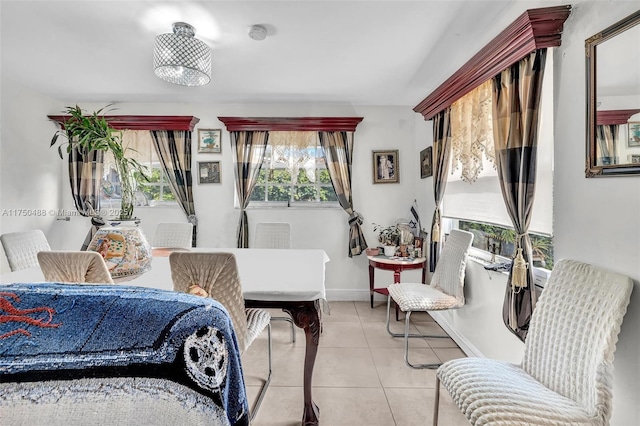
[268,131,318,183]
[450,80,496,183]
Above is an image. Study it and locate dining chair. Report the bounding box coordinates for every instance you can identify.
[37,251,114,284]
[386,229,473,369]
[169,252,272,420]
[254,222,291,249]
[433,259,634,426]
[153,222,193,249]
[1,229,51,271]
[253,222,296,343]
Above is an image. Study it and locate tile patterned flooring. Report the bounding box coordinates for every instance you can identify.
[241,301,471,425]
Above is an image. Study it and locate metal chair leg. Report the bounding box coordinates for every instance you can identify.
[433,375,441,426]
[385,296,448,369]
[271,316,296,343]
[250,323,272,421]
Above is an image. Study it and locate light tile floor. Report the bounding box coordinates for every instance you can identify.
[241,301,471,425]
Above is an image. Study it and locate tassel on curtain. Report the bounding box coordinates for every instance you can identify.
[318,131,367,257]
[429,108,453,272]
[492,48,547,342]
[230,131,269,248]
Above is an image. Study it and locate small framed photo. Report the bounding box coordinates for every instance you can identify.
[628,122,640,147]
[198,161,221,184]
[372,150,399,184]
[420,147,433,178]
[198,129,222,153]
[628,154,640,164]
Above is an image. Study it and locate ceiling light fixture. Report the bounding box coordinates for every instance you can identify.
[153,22,212,86]
[248,24,267,41]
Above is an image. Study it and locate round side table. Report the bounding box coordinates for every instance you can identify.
[368,255,427,318]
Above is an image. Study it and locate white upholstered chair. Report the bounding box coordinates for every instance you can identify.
[1,229,51,271]
[434,259,634,426]
[169,252,272,420]
[254,222,291,249]
[386,229,473,369]
[253,222,296,343]
[153,222,193,249]
[37,251,114,284]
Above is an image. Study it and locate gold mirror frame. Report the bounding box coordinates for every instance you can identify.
[586,10,640,177]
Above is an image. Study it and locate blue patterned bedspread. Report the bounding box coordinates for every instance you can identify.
[0,282,249,426]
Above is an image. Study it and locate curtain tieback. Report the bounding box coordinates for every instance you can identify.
[187,214,198,226]
[348,211,363,227]
[511,244,528,291]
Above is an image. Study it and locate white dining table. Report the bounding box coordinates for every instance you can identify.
[0,247,329,426]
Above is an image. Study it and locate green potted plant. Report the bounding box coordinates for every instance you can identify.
[373,223,400,256]
[50,105,147,220]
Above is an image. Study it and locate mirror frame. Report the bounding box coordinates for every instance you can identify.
[586,10,640,177]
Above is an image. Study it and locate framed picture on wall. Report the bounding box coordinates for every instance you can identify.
[198,129,222,153]
[629,154,640,164]
[628,122,640,147]
[198,161,221,184]
[420,147,433,178]
[372,150,399,184]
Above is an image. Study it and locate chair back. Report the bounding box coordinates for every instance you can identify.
[153,223,193,249]
[169,252,248,352]
[522,259,633,422]
[254,222,291,249]
[1,229,51,271]
[37,251,114,284]
[430,229,473,306]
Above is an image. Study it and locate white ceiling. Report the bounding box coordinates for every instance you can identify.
[1,0,570,107]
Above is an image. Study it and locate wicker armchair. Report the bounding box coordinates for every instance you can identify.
[1,229,51,271]
[434,259,634,425]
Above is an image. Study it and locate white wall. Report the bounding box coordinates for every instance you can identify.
[0,78,66,272]
[554,3,640,424]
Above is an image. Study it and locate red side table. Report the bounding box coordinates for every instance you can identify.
[368,255,427,315]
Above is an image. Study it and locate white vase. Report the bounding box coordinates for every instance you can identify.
[384,245,396,257]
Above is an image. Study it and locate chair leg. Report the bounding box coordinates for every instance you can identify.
[385,296,448,369]
[433,375,441,426]
[250,323,272,421]
[271,316,296,343]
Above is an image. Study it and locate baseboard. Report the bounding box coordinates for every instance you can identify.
[427,311,485,358]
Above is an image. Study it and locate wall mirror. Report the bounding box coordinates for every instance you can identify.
[586,10,640,177]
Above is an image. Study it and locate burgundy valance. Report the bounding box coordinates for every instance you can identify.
[596,109,640,125]
[413,5,571,121]
[218,117,363,132]
[48,115,200,131]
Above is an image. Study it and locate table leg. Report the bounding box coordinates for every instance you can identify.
[369,264,375,308]
[284,301,321,426]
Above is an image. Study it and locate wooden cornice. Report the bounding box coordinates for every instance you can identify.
[413,5,571,121]
[218,116,364,132]
[47,115,200,131]
[596,109,640,125]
